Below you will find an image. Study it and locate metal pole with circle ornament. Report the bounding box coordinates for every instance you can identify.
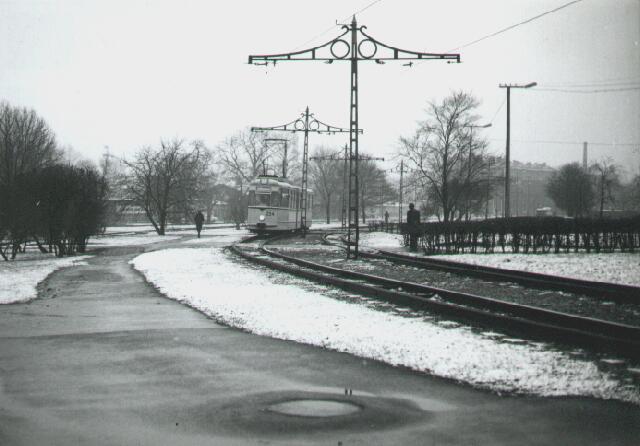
[249,16,460,257]
[251,107,357,236]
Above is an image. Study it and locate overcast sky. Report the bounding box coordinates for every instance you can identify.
[1,0,638,176]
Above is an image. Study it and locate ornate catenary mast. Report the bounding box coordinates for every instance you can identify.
[249,17,460,257]
[252,107,358,236]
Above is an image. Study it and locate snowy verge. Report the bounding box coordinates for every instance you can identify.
[130,246,639,405]
[88,234,181,247]
[0,254,90,304]
[359,232,640,287]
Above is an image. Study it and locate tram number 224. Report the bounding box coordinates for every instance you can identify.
[265,211,275,217]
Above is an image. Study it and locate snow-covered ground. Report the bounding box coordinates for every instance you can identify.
[89,235,182,247]
[310,221,344,230]
[359,232,640,287]
[131,236,640,405]
[0,229,200,304]
[0,254,90,304]
[359,232,404,249]
[179,225,250,245]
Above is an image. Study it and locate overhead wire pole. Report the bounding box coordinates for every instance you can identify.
[249,17,459,258]
[498,82,536,217]
[342,144,348,228]
[251,107,358,236]
[397,160,411,224]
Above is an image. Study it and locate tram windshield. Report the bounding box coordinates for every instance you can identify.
[271,191,281,207]
[248,191,271,207]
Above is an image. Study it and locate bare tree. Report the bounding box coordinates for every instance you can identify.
[215,128,298,183]
[0,101,60,258]
[398,91,488,222]
[590,158,621,218]
[310,146,342,223]
[358,158,396,223]
[124,139,210,235]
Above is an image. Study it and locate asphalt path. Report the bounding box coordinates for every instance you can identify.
[0,237,638,445]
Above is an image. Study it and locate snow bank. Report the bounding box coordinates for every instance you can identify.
[0,254,90,304]
[130,245,639,405]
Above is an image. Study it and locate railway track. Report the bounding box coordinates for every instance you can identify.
[230,232,640,359]
[323,232,640,304]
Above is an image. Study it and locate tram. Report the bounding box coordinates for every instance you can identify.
[246,174,313,233]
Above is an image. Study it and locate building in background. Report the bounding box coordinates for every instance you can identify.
[487,157,556,217]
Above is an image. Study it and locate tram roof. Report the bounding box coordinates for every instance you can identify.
[248,175,312,193]
[249,175,297,189]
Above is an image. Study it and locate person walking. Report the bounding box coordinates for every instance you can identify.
[406,203,421,251]
[194,210,205,238]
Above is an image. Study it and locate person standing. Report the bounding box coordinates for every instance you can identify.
[194,210,205,238]
[406,203,421,251]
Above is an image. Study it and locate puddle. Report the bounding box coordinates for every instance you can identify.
[268,399,362,417]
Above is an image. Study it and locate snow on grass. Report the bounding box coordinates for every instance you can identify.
[166,227,249,237]
[182,232,251,246]
[0,254,90,304]
[310,221,344,230]
[428,252,640,287]
[104,223,236,235]
[359,232,404,248]
[360,232,640,287]
[88,234,181,247]
[130,245,639,405]
[103,225,157,235]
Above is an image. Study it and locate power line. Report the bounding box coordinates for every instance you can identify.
[489,138,639,147]
[541,79,640,88]
[347,0,385,21]
[446,0,584,52]
[291,0,385,51]
[489,97,507,124]
[535,86,640,93]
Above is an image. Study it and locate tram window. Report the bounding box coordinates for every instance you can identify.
[280,188,290,208]
[271,191,281,207]
[248,191,256,206]
[257,193,270,206]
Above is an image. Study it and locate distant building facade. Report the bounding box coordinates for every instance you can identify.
[487,157,556,217]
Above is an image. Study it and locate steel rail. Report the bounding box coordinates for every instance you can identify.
[321,232,640,304]
[368,249,640,304]
[229,237,640,359]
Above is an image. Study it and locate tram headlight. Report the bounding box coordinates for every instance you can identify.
[259,214,265,221]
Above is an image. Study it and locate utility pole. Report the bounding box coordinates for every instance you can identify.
[264,138,289,178]
[498,82,536,218]
[397,160,411,224]
[252,107,356,236]
[310,150,384,233]
[249,17,459,258]
[485,156,492,219]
